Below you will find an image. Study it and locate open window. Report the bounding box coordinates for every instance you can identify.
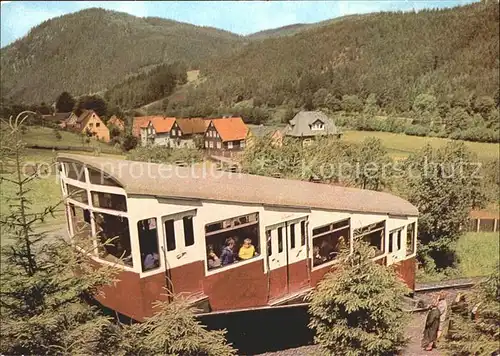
[91,191,127,212]
[354,220,385,256]
[69,203,92,249]
[94,212,133,267]
[389,228,403,253]
[406,222,415,256]
[205,212,260,271]
[312,218,350,267]
[138,218,160,272]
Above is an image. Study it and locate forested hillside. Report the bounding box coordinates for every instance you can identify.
[194,2,498,113]
[0,8,242,103]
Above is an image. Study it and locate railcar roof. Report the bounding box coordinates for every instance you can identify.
[57,153,418,217]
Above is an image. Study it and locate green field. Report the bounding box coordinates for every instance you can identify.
[342,130,500,161]
[20,126,121,154]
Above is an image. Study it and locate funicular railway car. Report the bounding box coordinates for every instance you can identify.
[57,153,419,321]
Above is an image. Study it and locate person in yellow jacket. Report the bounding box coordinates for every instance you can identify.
[238,238,258,260]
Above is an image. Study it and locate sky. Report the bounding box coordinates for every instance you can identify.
[0,0,478,48]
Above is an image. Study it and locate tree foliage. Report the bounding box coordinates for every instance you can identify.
[445,267,500,355]
[0,112,118,355]
[75,94,108,118]
[307,241,410,356]
[403,142,486,269]
[55,91,76,113]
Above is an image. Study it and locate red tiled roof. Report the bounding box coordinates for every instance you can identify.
[176,118,209,135]
[211,117,249,142]
[133,116,174,136]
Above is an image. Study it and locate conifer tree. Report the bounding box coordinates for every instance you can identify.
[445,267,499,355]
[116,294,237,355]
[307,241,410,356]
[0,112,117,355]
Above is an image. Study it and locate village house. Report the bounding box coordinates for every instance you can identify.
[140,116,176,147]
[169,117,209,148]
[41,112,72,128]
[247,124,284,148]
[132,116,153,138]
[204,117,249,155]
[66,110,110,142]
[108,115,126,131]
[284,111,341,146]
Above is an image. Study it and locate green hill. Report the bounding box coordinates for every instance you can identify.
[0,7,242,104]
[193,2,498,113]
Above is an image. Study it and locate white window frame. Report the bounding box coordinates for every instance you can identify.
[209,141,214,148]
[227,141,233,149]
[216,141,222,149]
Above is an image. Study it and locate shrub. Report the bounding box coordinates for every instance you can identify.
[404,124,430,137]
[127,146,203,164]
[307,241,410,356]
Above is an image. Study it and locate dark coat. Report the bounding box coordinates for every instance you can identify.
[421,307,441,348]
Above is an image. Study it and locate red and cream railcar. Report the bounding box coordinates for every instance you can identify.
[57,153,419,321]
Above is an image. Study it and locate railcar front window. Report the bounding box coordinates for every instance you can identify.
[66,184,88,204]
[88,168,121,187]
[64,162,86,182]
[91,191,127,212]
[69,203,92,249]
[406,223,415,256]
[205,212,260,271]
[94,212,133,267]
[312,218,350,267]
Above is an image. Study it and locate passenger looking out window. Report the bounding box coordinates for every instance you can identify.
[207,244,221,269]
[94,212,133,267]
[220,237,236,266]
[205,212,261,271]
[239,238,259,260]
[138,218,160,272]
[312,218,350,268]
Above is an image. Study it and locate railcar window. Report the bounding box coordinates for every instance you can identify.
[94,212,133,267]
[300,221,306,246]
[91,191,127,212]
[164,219,176,251]
[312,218,350,267]
[354,220,385,256]
[66,184,88,203]
[138,218,160,272]
[397,230,402,250]
[183,216,195,247]
[205,212,260,271]
[69,203,92,249]
[64,162,86,182]
[389,233,393,253]
[278,227,283,253]
[290,223,296,249]
[406,223,415,256]
[88,168,121,187]
[266,230,272,256]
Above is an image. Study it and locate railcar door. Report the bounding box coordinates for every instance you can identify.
[266,217,309,301]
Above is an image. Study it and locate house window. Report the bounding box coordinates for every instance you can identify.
[95,212,133,267]
[354,220,385,256]
[241,140,246,148]
[138,218,160,272]
[311,121,324,131]
[89,123,93,128]
[216,141,222,149]
[290,223,296,249]
[91,191,127,212]
[172,129,176,136]
[312,218,350,267]
[183,216,195,247]
[406,223,415,256]
[66,184,88,203]
[205,212,260,271]
[228,141,233,149]
[164,219,176,251]
[209,141,214,148]
[205,141,208,148]
[300,220,306,246]
[96,122,101,128]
